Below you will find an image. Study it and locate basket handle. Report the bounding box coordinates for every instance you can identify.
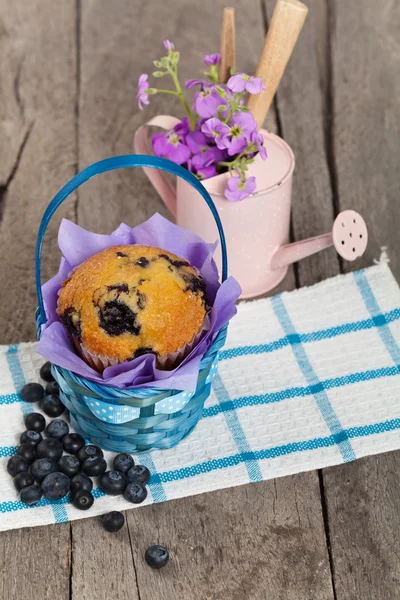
[36,155,228,324]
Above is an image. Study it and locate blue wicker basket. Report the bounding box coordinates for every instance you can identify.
[35,155,229,453]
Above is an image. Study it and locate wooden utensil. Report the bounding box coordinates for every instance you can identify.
[247,0,308,128]
[219,7,236,83]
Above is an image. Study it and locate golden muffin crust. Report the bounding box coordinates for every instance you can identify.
[57,245,207,363]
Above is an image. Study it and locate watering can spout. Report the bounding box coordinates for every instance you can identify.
[270,210,368,270]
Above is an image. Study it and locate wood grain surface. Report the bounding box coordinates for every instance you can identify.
[0,0,399,598]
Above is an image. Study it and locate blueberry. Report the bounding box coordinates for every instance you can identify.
[40,361,54,382]
[41,471,70,500]
[14,471,34,492]
[72,489,94,510]
[99,470,127,496]
[31,458,58,482]
[20,430,43,447]
[145,545,169,569]
[20,484,43,506]
[40,394,64,417]
[24,412,46,433]
[70,473,93,496]
[77,445,104,463]
[21,383,45,403]
[18,443,36,464]
[124,482,147,504]
[36,438,63,461]
[45,419,69,440]
[58,455,81,478]
[62,433,85,455]
[113,453,134,474]
[101,511,125,533]
[82,456,107,477]
[126,465,150,485]
[45,381,60,396]
[7,455,29,477]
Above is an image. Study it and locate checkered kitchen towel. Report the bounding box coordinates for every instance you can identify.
[1,260,400,532]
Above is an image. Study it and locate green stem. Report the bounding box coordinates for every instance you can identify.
[156,89,180,96]
[169,68,196,130]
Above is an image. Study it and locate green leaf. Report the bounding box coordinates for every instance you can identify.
[240,106,250,112]
[152,71,166,77]
[230,66,236,76]
[218,104,227,112]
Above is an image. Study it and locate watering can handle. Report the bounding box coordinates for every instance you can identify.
[133,115,182,217]
[35,155,228,324]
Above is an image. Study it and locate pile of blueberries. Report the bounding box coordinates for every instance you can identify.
[6,361,169,569]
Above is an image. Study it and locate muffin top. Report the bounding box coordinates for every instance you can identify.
[57,245,207,363]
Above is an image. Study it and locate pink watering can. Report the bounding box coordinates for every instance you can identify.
[134,116,368,299]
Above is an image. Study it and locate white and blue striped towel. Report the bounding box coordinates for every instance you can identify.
[1,260,400,532]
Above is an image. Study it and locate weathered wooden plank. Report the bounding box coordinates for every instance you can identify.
[322,2,400,598]
[0,2,76,597]
[127,475,334,600]
[70,515,140,600]
[76,1,331,599]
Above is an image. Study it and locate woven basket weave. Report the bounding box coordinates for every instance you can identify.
[35,155,229,453]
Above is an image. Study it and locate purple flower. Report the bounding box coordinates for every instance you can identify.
[196,164,217,179]
[185,79,204,90]
[152,130,190,165]
[193,88,220,118]
[192,146,225,169]
[250,130,267,160]
[201,118,230,149]
[185,131,207,154]
[227,73,266,94]
[204,53,221,66]
[221,112,258,156]
[163,40,175,51]
[137,74,150,110]
[225,176,257,202]
[174,117,191,137]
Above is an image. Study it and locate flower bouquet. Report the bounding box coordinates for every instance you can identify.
[137,41,267,202]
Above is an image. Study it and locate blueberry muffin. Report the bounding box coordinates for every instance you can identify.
[57,245,207,369]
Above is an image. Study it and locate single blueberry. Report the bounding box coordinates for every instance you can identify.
[145,545,169,569]
[70,473,93,497]
[20,484,43,506]
[40,394,65,418]
[14,471,34,492]
[101,511,125,533]
[45,381,60,396]
[77,444,104,463]
[58,455,81,478]
[126,465,150,485]
[72,490,94,511]
[36,438,63,461]
[124,482,147,504]
[45,419,69,440]
[113,453,134,474]
[31,458,58,482]
[21,383,45,403]
[41,471,70,500]
[99,470,127,496]
[62,433,85,455]
[7,455,29,477]
[40,361,54,382]
[24,412,46,433]
[82,456,107,477]
[17,443,36,464]
[20,430,43,447]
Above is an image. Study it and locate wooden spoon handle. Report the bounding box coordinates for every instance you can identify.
[247,0,308,128]
[219,7,236,83]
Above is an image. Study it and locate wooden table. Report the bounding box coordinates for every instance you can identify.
[1,1,399,598]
